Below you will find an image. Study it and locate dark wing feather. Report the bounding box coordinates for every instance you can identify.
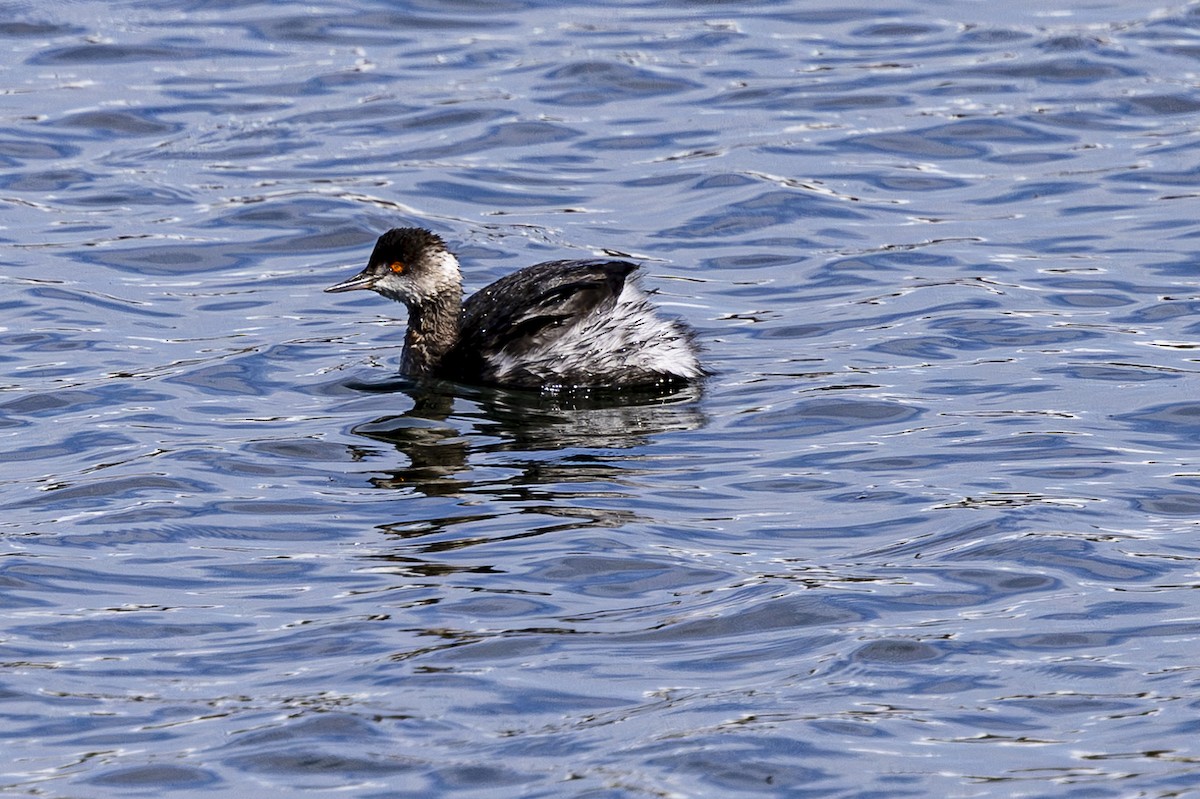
[448,259,637,371]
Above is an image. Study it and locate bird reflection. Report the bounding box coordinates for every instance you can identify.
[342,376,706,498]
[334,378,706,618]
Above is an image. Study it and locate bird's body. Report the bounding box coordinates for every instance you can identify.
[326,228,706,389]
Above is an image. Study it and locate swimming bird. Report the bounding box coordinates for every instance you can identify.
[325,227,705,389]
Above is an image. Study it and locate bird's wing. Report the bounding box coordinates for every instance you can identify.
[459,259,638,358]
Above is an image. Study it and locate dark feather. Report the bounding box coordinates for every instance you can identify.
[452,259,637,365]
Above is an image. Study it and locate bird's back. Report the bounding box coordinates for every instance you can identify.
[446,259,702,388]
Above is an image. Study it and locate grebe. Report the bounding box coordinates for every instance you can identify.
[325,227,706,389]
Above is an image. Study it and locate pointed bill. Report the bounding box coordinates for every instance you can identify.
[324,269,376,293]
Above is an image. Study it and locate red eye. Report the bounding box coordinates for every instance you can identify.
[389,261,405,274]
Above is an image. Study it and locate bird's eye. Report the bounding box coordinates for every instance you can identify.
[389,261,405,274]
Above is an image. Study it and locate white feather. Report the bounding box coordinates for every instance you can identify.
[490,280,704,386]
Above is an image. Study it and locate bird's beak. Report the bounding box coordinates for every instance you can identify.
[324,269,376,293]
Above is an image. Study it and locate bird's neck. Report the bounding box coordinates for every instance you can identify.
[401,288,462,376]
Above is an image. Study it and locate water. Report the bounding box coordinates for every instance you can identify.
[4,0,1200,796]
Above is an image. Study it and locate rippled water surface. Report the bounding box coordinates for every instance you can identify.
[5,0,1200,796]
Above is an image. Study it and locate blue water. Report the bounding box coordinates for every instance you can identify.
[4,0,1200,796]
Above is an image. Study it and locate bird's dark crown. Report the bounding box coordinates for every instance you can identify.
[369,227,449,272]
